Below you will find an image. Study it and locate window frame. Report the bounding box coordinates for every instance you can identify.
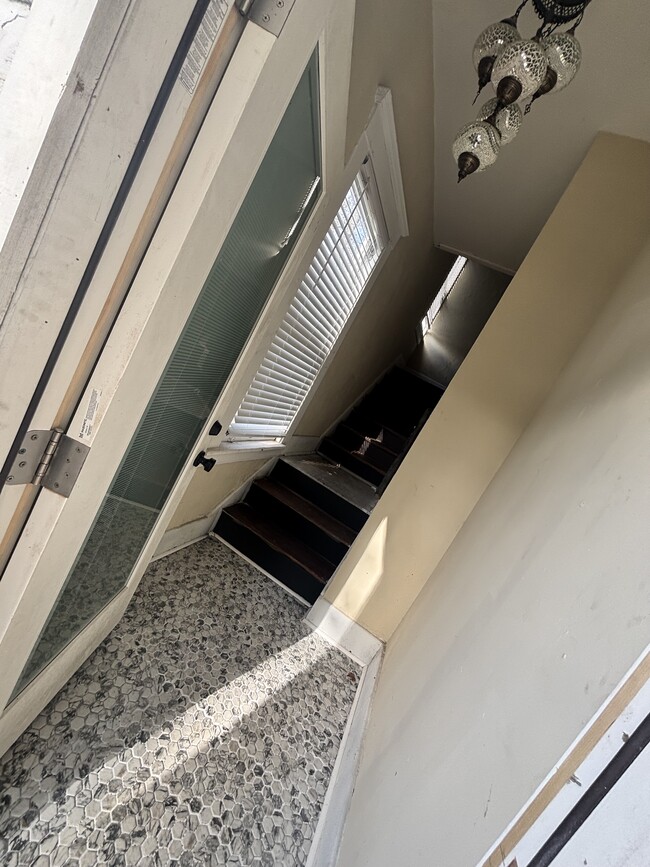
[227,156,389,441]
[211,85,409,456]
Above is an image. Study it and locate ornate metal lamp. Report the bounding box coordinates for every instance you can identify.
[454,0,592,181]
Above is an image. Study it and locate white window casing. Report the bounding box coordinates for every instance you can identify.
[228,86,408,442]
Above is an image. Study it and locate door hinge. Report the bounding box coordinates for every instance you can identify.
[235,0,296,37]
[5,429,90,497]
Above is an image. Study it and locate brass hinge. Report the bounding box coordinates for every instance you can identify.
[6,429,90,497]
[235,0,296,37]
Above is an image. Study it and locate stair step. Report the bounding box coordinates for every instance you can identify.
[359,368,443,432]
[317,439,385,487]
[215,504,333,603]
[385,366,445,403]
[330,424,399,472]
[247,478,353,563]
[272,458,371,530]
[344,408,408,453]
[358,395,432,436]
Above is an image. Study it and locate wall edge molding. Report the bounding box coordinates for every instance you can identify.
[305,596,383,666]
[306,648,382,867]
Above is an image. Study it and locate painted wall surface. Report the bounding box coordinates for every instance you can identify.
[167,457,269,530]
[432,0,650,273]
[408,259,510,387]
[335,147,650,865]
[296,0,454,437]
[323,133,650,642]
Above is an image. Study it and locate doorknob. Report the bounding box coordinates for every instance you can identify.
[193,451,216,472]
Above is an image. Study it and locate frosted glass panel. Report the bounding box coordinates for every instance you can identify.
[15,52,321,695]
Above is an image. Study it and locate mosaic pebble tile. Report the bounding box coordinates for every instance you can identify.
[0,538,360,866]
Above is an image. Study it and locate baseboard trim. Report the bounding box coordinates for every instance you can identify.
[305,596,383,667]
[306,648,382,867]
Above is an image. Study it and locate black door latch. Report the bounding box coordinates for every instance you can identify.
[193,450,216,472]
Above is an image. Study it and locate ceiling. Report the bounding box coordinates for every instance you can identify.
[432,0,650,273]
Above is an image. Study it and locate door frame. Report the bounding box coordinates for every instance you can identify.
[0,0,242,569]
[0,0,356,755]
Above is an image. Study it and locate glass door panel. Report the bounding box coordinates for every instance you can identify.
[13,51,321,696]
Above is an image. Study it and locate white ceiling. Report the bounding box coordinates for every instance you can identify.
[432,0,650,273]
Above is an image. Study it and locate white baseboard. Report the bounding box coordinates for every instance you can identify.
[306,648,382,867]
[305,596,383,667]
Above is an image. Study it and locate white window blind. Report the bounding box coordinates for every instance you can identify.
[229,162,388,438]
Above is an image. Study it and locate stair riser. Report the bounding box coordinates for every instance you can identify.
[247,487,349,565]
[318,441,385,487]
[345,409,407,452]
[214,513,327,605]
[271,461,368,532]
[329,428,397,472]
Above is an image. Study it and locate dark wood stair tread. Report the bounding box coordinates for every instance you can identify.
[223,503,332,584]
[277,456,377,521]
[254,478,356,547]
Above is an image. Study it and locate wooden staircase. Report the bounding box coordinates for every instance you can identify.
[214,366,443,603]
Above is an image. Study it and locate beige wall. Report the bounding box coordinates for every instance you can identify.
[167,457,270,530]
[323,133,650,641]
[296,0,454,437]
[337,193,650,866]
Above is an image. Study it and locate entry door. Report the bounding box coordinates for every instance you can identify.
[0,0,346,751]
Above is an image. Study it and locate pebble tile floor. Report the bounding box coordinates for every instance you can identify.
[0,538,360,866]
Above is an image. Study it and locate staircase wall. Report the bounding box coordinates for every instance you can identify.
[324,133,650,642]
[166,457,271,532]
[332,133,650,867]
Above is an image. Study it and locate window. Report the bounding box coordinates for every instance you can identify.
[419,255,467,338]
[228,160,388,439]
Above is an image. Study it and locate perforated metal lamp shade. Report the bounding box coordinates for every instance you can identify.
[532,0,592,24]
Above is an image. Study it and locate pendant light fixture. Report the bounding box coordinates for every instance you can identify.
[454,0,591,182]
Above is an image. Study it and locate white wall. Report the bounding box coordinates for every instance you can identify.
[335,224,650,862]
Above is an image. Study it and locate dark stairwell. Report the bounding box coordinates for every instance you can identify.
[213,256,510,605]
[214,366,443,603]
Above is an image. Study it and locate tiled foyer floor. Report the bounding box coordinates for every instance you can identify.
[0,538,360,866]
